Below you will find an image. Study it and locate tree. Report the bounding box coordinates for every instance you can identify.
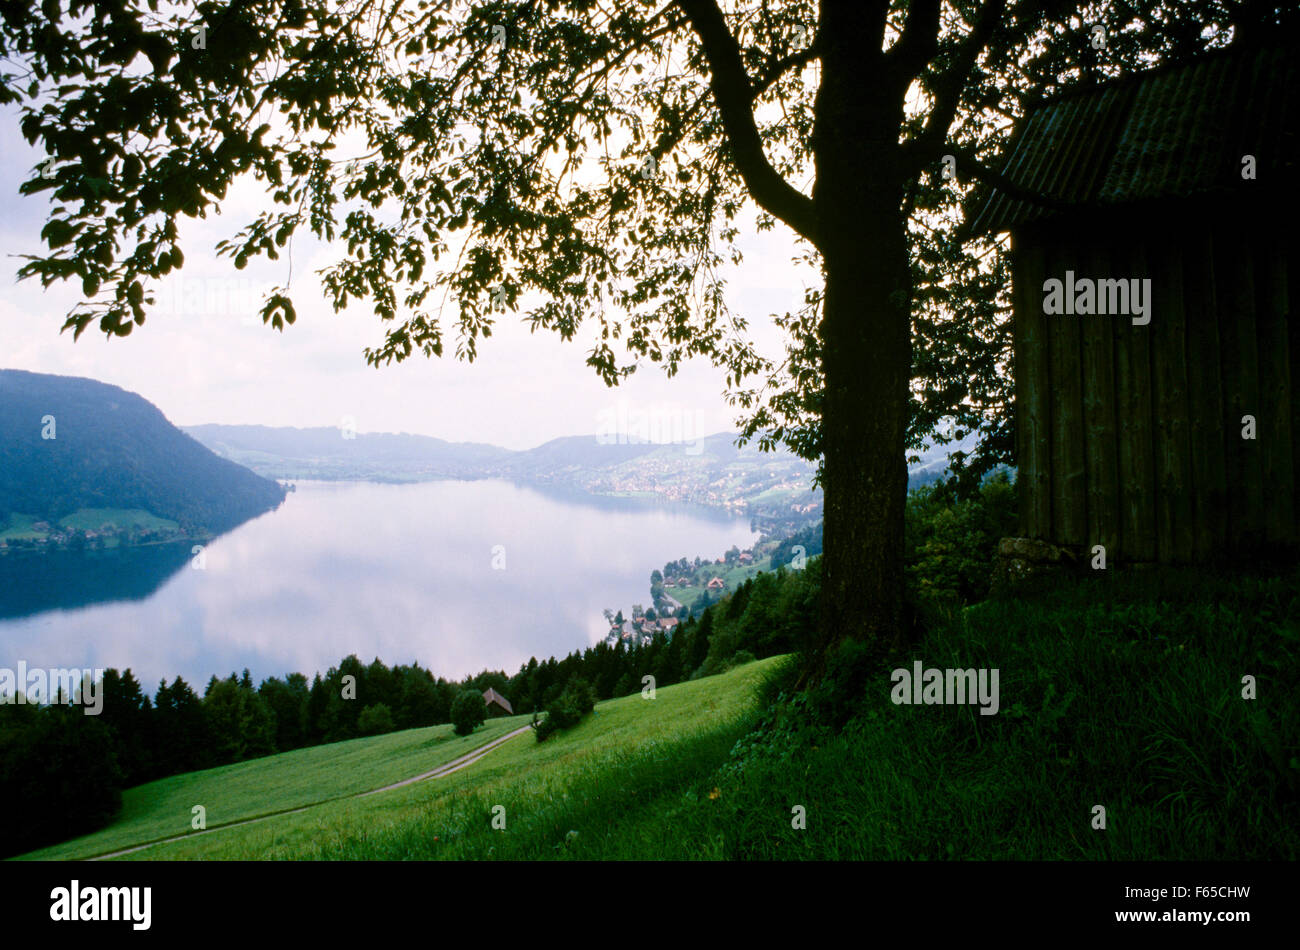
[450,689,487,737]
[3,0,1285,674]
[535,677,597,742]
[688,608,714,675]
[98,668,155,785]
[260,672,310,752]
[394,665,441,728]
[357,702,396,736]
[204,674,278,763]
[153,677,214,775]
[0,703,123,857]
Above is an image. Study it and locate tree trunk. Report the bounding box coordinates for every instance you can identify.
[808,3,914,676]
[813,213,912,672]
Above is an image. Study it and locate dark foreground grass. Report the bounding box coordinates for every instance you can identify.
[684,566,1300,859]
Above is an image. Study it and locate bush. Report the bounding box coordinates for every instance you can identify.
[535,678,597,742]
[450,689,486,737]
[805,638,878,730]
[727,650,757,670]
[905,470,1017,605]
[357,703,395,737]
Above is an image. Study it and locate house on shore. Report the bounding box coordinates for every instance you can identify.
[967,41,1299,565]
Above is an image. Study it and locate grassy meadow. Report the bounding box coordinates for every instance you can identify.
[62,657,779,860]
[17,714,531,860]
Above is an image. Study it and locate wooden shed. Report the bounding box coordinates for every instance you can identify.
[482,687,513,717]
[968,42,1299,564]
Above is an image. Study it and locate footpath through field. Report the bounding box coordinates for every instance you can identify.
[87,724,534,861]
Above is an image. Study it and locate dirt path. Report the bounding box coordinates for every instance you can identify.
[87,724,534,861]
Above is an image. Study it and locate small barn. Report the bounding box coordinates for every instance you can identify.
[968,42,1299,565]
[482,687,513,717]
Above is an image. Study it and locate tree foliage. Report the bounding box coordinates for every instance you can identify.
[3,0,1290,659]
[5,1,1275,454]
[450,687,487,736]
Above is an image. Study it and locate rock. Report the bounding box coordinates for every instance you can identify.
[990,536,1081,594]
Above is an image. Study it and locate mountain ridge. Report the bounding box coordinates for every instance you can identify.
[0,370,286,542]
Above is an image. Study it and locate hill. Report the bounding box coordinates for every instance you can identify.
[184,423,981,539]
[50,565,1300,860]
[181,424,512,482]
[15,656,781,860]
[0,370,286,544]
[12,714,532,861]
[186,423,825,535]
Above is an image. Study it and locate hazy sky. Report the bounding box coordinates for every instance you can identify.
[0,107,811,451]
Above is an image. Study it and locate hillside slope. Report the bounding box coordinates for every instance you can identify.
[0,370,285,536]
[17,657,781,860]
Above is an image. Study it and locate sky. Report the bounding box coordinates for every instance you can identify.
[0,106,812,452]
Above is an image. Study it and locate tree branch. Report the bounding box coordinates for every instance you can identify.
[886,0,940,75]
[946,145,1075,214]
[901,0,1007,174]
[673,0,818,244]
[750,40,820,102]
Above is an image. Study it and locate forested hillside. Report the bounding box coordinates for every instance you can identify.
[0,370,285,537]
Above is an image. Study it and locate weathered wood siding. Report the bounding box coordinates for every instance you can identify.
[1011,212,1297,563]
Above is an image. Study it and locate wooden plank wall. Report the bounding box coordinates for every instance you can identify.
[1012,213,1296,563]
[1012,237,1051,540]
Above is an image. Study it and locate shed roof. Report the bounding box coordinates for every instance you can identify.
[967,43,1298,235]
[482,687,513,714]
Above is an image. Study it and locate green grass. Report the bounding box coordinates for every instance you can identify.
[57,508,179,533]
[1,508,179,542]
[83,658,781,860]
[0,513,44,541]
[15,714,531,860]
[668,567,1300,859]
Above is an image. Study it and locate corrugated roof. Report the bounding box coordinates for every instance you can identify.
[967,43,1298,235]
[482,687,513,713]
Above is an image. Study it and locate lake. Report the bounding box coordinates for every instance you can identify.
[0,479,757,689]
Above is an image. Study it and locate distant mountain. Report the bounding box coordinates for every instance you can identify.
[181,421,981,539]
[494,433,664,476]
[181,424,514,482]
[0,370,285,539]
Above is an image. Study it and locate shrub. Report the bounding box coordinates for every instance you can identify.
[535,678,597,742]
[357,703,395,737]
[905,470,1017,605]
[450,689,486,737]
[728,649,757,669]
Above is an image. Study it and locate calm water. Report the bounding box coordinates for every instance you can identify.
[0,480,756,688]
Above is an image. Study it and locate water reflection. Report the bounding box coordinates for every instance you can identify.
[0,541,194,620]
[0,480,756,689]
